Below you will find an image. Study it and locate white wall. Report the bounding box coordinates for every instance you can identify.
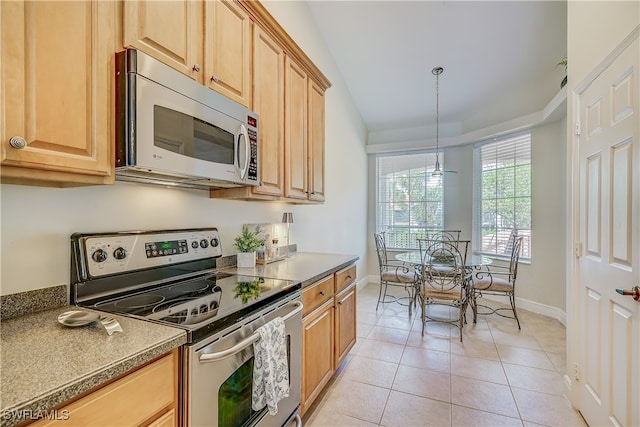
[0,2,369,296]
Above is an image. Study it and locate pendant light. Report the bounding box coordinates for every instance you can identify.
[431,66,457,176]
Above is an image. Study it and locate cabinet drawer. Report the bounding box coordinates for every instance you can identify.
[29,351,178,426]
[302,275,334,316]
[334,264,356,292]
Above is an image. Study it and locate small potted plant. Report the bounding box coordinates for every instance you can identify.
[234,225,266,268]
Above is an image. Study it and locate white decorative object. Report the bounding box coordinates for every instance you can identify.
[237,251,257,268]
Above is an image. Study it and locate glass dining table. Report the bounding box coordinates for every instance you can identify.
[395,251,493,270]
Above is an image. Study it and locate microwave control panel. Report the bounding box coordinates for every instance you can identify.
[247,115,258,183]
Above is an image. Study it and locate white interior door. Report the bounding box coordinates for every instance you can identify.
[577,36,639,427]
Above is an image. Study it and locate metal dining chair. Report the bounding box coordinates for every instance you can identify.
[374,232,418,314]
[416,238,471,341]
[471,236,524,329]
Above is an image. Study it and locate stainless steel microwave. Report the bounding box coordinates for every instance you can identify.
[115,49,259,189]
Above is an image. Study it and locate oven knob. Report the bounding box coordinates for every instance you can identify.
[200,239,209,248]
[210,238,219,247]
[191,241,199,249]
[91,249,107,263]
[113,247,128,260]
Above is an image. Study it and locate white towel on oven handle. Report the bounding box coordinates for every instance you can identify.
[252,316,290,415]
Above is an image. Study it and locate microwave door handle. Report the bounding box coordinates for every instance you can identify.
[237,124,249,180]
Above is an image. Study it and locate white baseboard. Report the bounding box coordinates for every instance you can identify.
[360,276,567,326]
[476,294,567,326]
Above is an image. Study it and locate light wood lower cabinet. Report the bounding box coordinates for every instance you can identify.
[301,264,357,415]
[334,282,357,368]
[27,349,179,427]
[301,299,335,414]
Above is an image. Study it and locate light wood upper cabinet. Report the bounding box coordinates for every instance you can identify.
[123,0,204,82]
[284,57,309,200]
[1,0,116,186]
[204,0,251,107]
[250,25,285,197]
[308,78,326,202]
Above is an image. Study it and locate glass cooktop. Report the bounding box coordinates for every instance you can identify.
[90,271,300,338]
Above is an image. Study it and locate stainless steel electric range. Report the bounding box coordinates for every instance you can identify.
[70,228,302,427]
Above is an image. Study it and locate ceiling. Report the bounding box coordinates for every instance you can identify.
[305,1,567,146]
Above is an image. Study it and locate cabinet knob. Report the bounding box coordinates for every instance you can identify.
[210,75,219,83]
[319,290,326,296]
[9,136,27,149]
[192,64,201,72]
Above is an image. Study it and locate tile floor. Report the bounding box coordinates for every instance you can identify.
[303,283,587,427]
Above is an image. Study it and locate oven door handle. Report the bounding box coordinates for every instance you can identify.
[199,300,303,363]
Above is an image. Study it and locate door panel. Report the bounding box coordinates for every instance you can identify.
[578,36,639,427]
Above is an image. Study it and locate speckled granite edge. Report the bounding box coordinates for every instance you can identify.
[300,257,359,288]
[0,285,68,320]
[1,334,186,427]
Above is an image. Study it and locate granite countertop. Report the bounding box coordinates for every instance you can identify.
[222,252,359,287]
[0,306,186,427]
[0,251,356,427]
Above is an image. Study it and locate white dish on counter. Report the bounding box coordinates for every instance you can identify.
[58,310,101,327]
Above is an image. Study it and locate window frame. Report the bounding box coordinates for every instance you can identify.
[473,131,532,261]
[375,151,445,250]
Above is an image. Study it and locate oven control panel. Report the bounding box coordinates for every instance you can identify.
[82,229,222,278]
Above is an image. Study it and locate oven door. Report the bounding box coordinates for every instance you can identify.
[185,294,302,427]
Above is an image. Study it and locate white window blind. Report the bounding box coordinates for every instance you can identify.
[473,132,531,259]
[376,152,444,249]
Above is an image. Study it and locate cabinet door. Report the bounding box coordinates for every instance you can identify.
[308,78,326,202]
[334,283,357,368]
[252,26,284,197]
[302,299,334,415]
[205,0,251,106]
[1,0,115,186]
[284,57,308,200]
[123,0,203,82]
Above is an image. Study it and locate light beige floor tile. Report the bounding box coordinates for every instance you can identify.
[451,405,524,426]
[412,317,456,337]
[461,323,496,343]
[512,388,587,426]
[375,313,415,331]
[450,336,500,360]
[305,408,378,427]
[451,353,508,384]
[357,310,384,325]
[367,325,410,345]
[534,333,566,354]
[491,330,542,350]
[546,351,567,374]
[356,321,375,338]
[321,378,390,424]
[503,363,565,395]
[451,376,520,418]
[400,346,450,373]
[497,344,556,370]
[353,338,405,363]
[406,330,451,353]
[392,364,451,402]
[380,390,451,427]
[341,355,398,388]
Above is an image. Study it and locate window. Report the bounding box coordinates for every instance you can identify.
[376,152,444,249]
[474,132,531,259]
